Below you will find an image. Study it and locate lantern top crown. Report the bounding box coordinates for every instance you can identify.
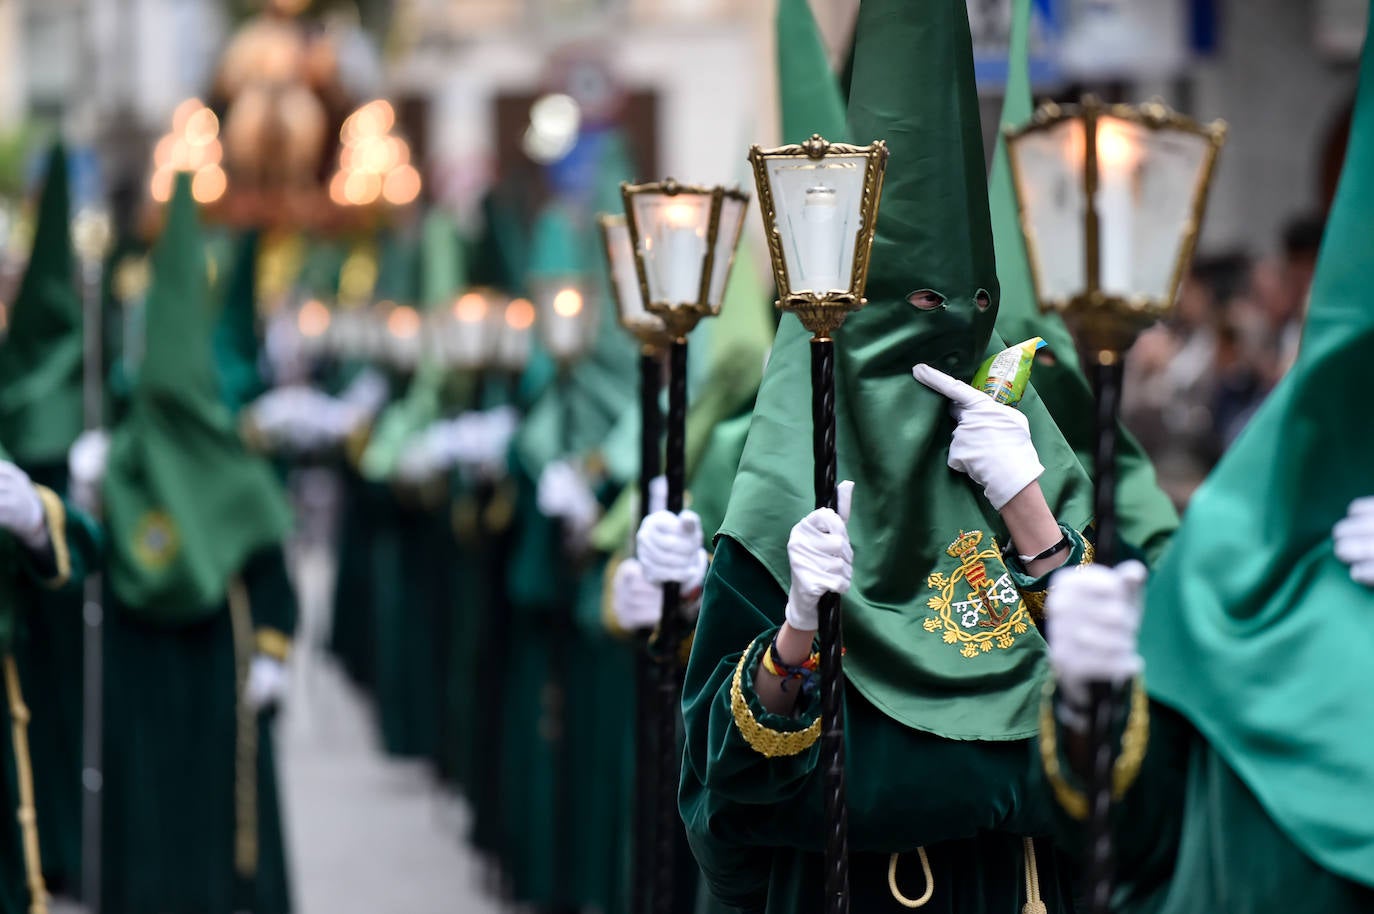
[1004,95,1227,146]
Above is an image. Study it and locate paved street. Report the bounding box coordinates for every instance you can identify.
[278,656,503,914]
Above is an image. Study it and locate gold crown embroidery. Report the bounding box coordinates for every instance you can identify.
[132,510,180,571]
[924,529,1033,659]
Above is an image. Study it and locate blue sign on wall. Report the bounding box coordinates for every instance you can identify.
[971,0,1063,90]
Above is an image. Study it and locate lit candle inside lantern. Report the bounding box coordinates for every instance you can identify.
[544,285,586,360]
[1095,120,1140,294]
[499,297,535,369]
[449,291,490,368]
[650,202,705,304]
[801,184,841,292]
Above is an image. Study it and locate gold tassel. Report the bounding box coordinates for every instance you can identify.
[228,580,259,878]
[5,655,49,914]
[1022,836,1047,914]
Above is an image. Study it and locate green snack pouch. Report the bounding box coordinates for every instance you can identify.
[971,336,1046,406]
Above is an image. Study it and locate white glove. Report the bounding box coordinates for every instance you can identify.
[537,460,601,536]
[912,364,1045,511]
[1045,560,1147,731]
[611,558,664,631]
[636,477,709,594]
[784,480,855,632]
[395,431,445,485]
[247,387,302,440]
[338,367,389,418]
[68,429,110,515]
[472,406,518,476]
[1334,496,1374,586]
[0,462,47,550]
[244,654,289,712]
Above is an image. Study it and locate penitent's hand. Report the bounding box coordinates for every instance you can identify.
[912,364,1044,510]
[783,480,855,633]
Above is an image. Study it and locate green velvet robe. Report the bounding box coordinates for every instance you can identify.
[101,546,296,914]
[682,537,1089,914]
[1,488,101,914]
[1041,700,1374,914]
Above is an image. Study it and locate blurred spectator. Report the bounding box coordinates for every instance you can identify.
[1122,213,1326,508]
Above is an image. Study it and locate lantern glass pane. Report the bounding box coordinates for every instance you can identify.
[535,279,597,362]
[630,191,712,305]
[763,153,867,295]
[706,195,748,308]
[1009,119,1085,305]
[494,298,535,371]
[1094,115,1212,301]
[604,218,663,334]
[445,290,496,369]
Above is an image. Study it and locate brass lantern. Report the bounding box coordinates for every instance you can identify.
[444,288,504,371]
[597,213,673,350]
[532,276,597,366]
[1003,97,1227,352]
[748,134,888,339]
[493,296,536,374]
[619,179,749,340]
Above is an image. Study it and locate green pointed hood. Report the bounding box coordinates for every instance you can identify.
[989,0,1177,563]
[516,160,638,476]
[0,143,83,464]
[103,174,291,621]
[719,0,1093,741]
[777,0,847,146]
[360,209,470,482]
[212,229,265,416]
[1140,14,1374,885]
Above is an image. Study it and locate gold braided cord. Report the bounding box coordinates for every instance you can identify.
[1038,677,1150,820]
[254,627,292,662]
[5,655,48,914]
[729,645,821,758]
[33,487,70,590]
[228,579,259,877]
[1022,837,1047,914]
[887,848,934,908]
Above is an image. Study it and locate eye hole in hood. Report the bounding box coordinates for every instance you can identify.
[974,288,991,312]
[907,289,946,311]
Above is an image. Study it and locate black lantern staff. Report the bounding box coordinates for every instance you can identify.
[598,212,675,913]
[1004,98,1226,914]
[748,134,887,914]
[72,205,112,914]
[621,179,749,914]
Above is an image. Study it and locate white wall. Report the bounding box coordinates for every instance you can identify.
[1190,0,1358,255]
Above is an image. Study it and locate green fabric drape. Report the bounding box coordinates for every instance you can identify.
[212,230,265,417]
[1139,7,1374,888]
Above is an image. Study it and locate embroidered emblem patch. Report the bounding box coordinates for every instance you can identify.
[132,510,180,571]
[923,529,1032,659]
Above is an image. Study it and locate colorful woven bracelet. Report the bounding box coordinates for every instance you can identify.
[763,639,822,694]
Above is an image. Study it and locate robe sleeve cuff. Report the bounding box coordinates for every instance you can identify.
[255,627,292,661]
[730,630,822,758]
[1037,676,1150,820]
